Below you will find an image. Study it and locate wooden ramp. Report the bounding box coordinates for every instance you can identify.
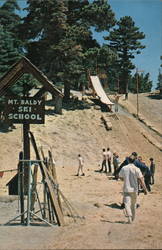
[89,75,114,106]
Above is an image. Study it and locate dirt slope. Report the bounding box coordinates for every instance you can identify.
[0,93,162,249]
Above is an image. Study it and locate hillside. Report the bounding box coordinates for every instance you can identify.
[0,93,162,249]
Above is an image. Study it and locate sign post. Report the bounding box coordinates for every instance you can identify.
[5,97,45,224]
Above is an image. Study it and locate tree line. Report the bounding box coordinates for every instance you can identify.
[0,0,158,105]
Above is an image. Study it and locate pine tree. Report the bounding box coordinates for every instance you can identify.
[0,0,20,32]
[0,25,20,76]
[0,0,24,84]
[105,16,145,98]
[156,56,162,94]
[129,72,152,93]
[18,0,116,101]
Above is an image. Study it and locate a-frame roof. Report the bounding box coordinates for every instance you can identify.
[0,56,63,98]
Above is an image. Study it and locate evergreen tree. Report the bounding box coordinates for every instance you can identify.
[0,25,21,112]
[18,0,116,101]
[156,56,162,93]
[0,25,20,76]
[0,0,20,32]
[105,16,145,98]
[0,0,22,50]
[156,69,162,93]
[129,72,152,93]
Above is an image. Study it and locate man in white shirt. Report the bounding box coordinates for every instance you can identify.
[119,156,147,224]
[76,154,85,176]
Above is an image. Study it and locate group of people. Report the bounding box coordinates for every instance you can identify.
[76,148,156,224]
[99,148,113,173]
[99,148,155,189]
[99,149,155,224]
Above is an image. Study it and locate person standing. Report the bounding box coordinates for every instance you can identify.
[99,148,107,173]
[149,158,155,185]
[114,93,122,112]
[107,148,112,173]
[137,156,151,192]
[76,154,85,176]
[113,152,120,180]
[119,156,147,224]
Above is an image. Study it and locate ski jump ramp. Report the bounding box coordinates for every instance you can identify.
[89,75,114,106]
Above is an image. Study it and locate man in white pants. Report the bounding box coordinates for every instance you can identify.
[76,154,85,176]
[119,156,147,224]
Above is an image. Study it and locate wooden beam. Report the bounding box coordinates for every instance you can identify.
[23,123,30,195]
[28,131,65,226]
[0,70,24,97]
[0,61,23,92]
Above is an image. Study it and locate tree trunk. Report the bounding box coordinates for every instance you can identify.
[125,79,129,100]
[55,96,62,114]
[63,81,71,102]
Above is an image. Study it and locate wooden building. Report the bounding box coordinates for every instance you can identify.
[6,174,18,195]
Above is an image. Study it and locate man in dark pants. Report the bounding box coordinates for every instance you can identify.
[150,158,155,185]
[99,148,107,173]
[143,166,151,192]
[107,148,112,173]
[134,156,151,192]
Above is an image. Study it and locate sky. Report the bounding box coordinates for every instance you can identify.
[1,0,162,88]
[95,0,162,88]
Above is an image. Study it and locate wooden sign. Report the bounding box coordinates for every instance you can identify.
[5,97,45,124]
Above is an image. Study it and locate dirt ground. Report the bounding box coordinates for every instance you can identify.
[0,92,162,249]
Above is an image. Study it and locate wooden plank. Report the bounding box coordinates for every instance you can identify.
[0,70,24,97]
[101,115,112,130]
[48,150,63,213]
[28,131,65,226]
[48,150,57,182]
[18,151,25,224]
[23,123,30,195]
[31,164,38,211]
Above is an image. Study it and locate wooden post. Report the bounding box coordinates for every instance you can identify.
[55,96,62,114]
[18,151,25,224]
[30,164,38,212]
[117,78,120,93]
[23,123,30,195]
[136,71,139,118]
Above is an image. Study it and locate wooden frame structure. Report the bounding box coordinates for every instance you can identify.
[0,56,63,114]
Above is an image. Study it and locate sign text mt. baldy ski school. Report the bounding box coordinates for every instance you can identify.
[5,97,45,124]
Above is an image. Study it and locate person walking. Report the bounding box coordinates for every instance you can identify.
[116,152,138,208]
[119,156,147,224]
[149,158,155,185]
[99,148,107,173]
[107,148,112,173]
[76,154,85,176]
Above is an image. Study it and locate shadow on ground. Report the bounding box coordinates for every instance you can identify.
[147,94,162,100]
[104,203,122,209]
